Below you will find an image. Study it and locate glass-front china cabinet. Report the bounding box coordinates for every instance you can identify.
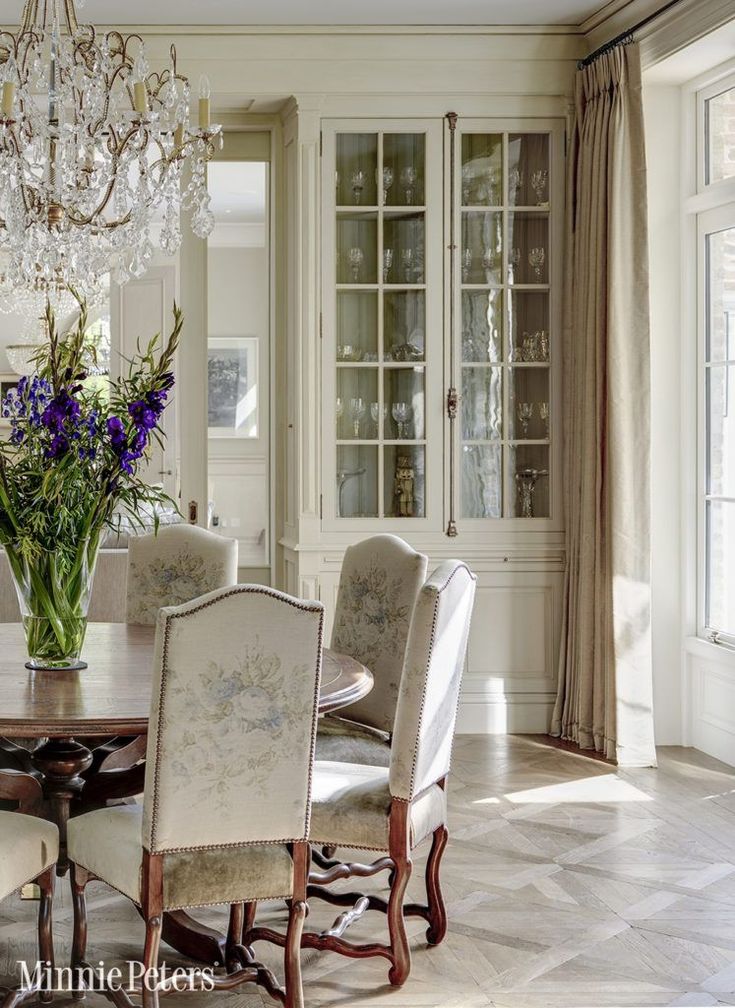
[321,116,562,537]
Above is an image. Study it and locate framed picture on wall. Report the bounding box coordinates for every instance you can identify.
[0,375,20,429]
[207,336,258,438]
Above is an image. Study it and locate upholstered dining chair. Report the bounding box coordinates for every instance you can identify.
[316,534,428,767]
[0,772,58,1008]
[126,524,238,625]
[248,560,476,988]
[67,585,324,1008]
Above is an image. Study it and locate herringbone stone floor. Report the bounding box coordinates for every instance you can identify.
[3,737,735,1007]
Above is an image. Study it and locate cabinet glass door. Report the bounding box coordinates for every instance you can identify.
[458,128,553,520]
[329,126,436,523]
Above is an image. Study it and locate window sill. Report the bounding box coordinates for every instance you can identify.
[685,635,735,667]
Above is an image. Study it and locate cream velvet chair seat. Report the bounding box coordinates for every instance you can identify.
[310,762,447,851]
[68,585,324,1008]
[315,534,427,767]
[0,810,58,901]
[67,804,295,910]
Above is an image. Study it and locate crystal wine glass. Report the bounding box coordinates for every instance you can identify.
[539,401,550,437]
[462,248,472,283]
[383,248,394,283]
[350,168,366,205]
[483,167,499,204]
[401,248,414,282]
[350,397,366,438]
[462,165,473,204]
[336,396,344,435]
[481,248,496,279]
[400,166,417,205]
[510,247,521,278]
[391,402,412,439]
[517,402,534,438]
[370,401,387,437]
[509,167,523,202]
[528,247,545,279]
[348,247,364,282]
[531,169,548,205]
[382,166,394,205]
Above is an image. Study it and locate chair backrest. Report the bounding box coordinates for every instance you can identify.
[330,534,428,734]
[142,585,324,853]
[389,561,476,802]
[126,524,238,625]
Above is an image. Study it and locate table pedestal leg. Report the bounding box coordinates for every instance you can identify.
[31,737,93,875]
[157,910,228,966]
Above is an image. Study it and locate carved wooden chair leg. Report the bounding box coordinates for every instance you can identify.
[284,900,306,1008]
[141,915,162,1008]
[240,900,256,959]
[285,841,309,1008]
[70,864,91,1001]
[321,845,337,859]
[226,904,243,974]
[424,825,448,945]
[36,867,55,1005]
[387,802,412,987]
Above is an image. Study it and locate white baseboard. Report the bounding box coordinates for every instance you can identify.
[457,692,555,734]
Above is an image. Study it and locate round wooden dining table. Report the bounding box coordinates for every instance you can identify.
[0,621,373,966]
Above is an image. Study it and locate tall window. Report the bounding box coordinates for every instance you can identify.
[699,74,735,645]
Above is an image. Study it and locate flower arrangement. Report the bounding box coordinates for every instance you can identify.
[0,297,182,669]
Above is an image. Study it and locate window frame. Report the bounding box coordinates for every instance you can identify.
[694,66,735,647]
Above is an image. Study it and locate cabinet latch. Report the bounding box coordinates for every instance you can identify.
[446,386,458,420]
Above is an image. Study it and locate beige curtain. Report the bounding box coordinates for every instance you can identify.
[551,42,656,767]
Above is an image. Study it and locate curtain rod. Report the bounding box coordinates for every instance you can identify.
[578,0,686,68]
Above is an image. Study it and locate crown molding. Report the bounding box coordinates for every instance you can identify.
[0,22,584,37]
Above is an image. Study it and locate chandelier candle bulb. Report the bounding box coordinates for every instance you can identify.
[198,75,211,129]
[133,81,148,116]
[1,81,14,118]
[174,123,185,149]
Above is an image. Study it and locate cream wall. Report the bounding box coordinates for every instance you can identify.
[208,247,267,340]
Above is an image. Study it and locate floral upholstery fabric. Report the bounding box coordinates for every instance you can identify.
[389,562,476,802]
[126,524,238,626]
[310,761,446,851]
[329,535,427,734]
[68,805,295,909]
[0,811,58,900]
[314,715,391,767]
[142,585,324,852]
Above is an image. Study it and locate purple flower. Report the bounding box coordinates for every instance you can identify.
[128,400,158,431]
[10,427,24,445]
[41,390,81,432]
[160,371,175,390]
[45,433,69,459]
[145,389,168,415]
[107,416,127,449]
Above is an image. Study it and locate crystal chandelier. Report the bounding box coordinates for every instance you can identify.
[0,0,222,297]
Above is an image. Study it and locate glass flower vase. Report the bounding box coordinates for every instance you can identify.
[6,540,100,671]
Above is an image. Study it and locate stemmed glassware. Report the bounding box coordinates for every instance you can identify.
[531,169,548,205]
[401,248,414,282]
[350,397,366,438]
[539,402,550,437]
[481,248,496,280]
[483,167,499,204]
[509,167,523,202]
[462,248,472,283]
[528,247,545,279]
[391,402,412,439]
[509,247,521,278]
[350,168,366,205]
[400,166,417,205]
[382,166,394,205]
[336,396,344,435]
[370,401,387,437]
[462,165,473,204]
[382,248,393,282]
[348,247,364,282]
[517,402,534,438]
